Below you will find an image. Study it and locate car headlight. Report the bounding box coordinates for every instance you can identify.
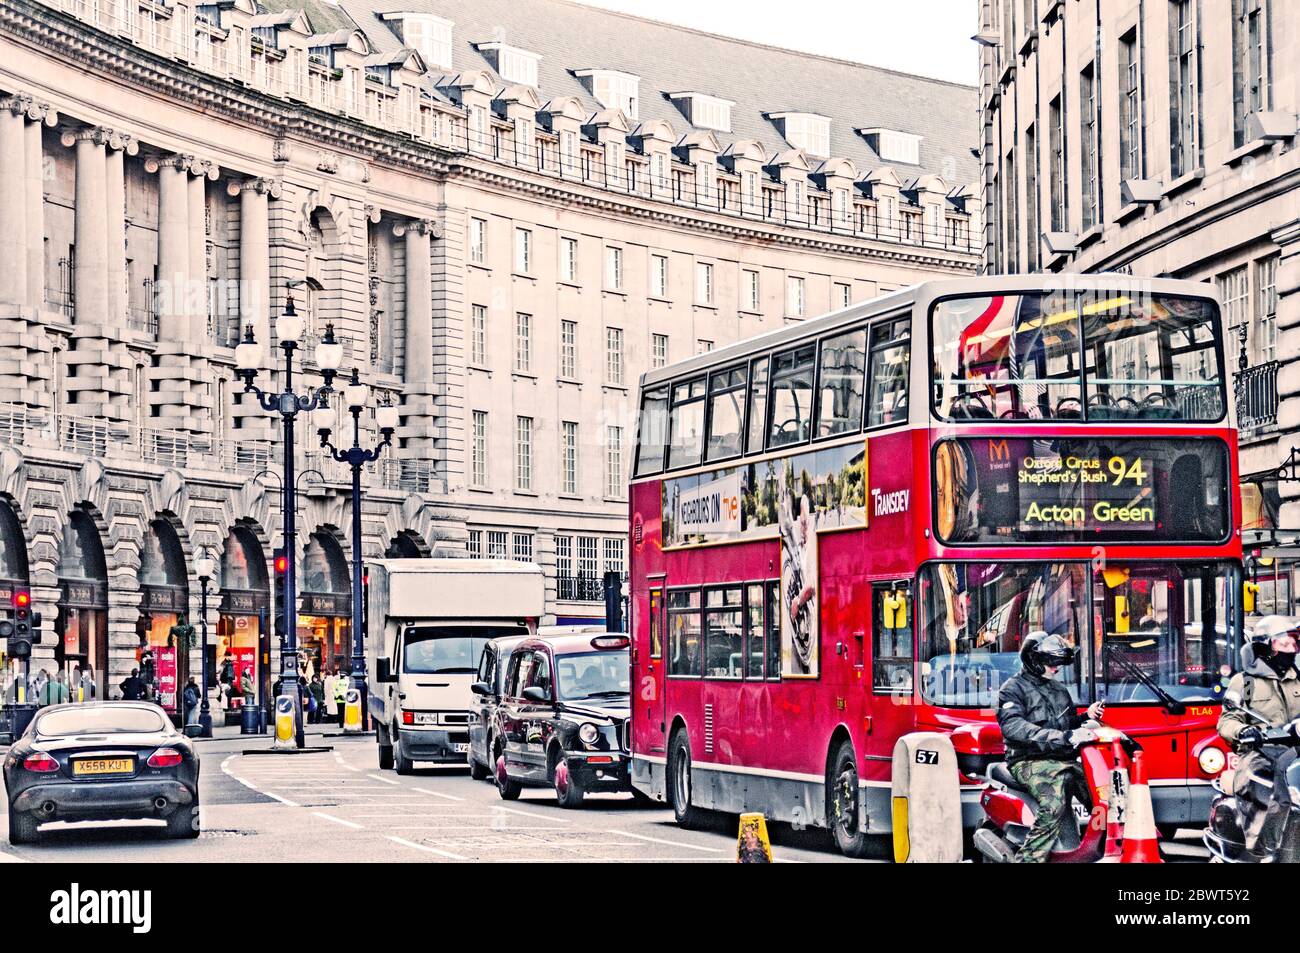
[578,723,600,747]
[1198,746,1227,775]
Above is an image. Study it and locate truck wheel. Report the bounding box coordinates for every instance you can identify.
[828,740,870,858]
[394,734,414,775]
[554,756,585,808]
[668,730,702,829]
[7,807,39,845]
[377,724,394,770]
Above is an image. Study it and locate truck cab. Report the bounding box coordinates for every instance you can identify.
[367,558,545,775]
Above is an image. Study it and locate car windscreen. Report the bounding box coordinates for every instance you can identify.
[403,626,522,675]
[555,650,630,701]
[36,706,168,736]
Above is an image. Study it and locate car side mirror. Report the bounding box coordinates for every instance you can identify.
[470,681,491,697]
[521,686,549,704]
[376,657,395,683]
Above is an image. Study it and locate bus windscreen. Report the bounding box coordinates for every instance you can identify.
[934,436,1230,544]
[931,290,1224,422]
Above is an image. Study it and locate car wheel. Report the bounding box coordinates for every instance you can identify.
[554,757,585,808]
[495,748,521,801]
[828,740,870,858]
[394,738,414,776]
[377,724,394,771]
[166,796,201,840]
[469,755,490,781]
[7,807,39,845]
[669,730,702,830]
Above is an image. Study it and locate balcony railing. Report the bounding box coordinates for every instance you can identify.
[1237,360,1279,436]
[556,573,607,602]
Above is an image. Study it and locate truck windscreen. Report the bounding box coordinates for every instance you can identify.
[403,626,524,675]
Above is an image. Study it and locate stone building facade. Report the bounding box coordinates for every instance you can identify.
[0,0,979,705]
[980,0,1300,608]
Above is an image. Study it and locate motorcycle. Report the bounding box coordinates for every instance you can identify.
[972,721,1140,863]
[1203,691,1300,863]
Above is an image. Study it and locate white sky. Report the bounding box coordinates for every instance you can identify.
[573,0,979,86]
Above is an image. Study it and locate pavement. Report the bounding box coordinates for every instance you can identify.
[0,725,1211,863]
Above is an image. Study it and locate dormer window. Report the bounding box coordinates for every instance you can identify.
[858,128,922,165]
[575,69,639,119]
[769,112,831,157]
[667,92,733,133]
[477,42,540,87]
[381,12,452,71]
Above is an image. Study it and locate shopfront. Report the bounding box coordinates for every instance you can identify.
[55,506,109,701]
[217,526,269,718]
[0,498,31,700]
[298,531,351,678]
[137,518,190,715]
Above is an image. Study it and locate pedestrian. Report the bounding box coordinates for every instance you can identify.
[322,668,338,724]
[239,667,254,707]
[119,667,147,701]
[38,669,70,707]
[332,667,348,727]
[218,653,234,710]
[71,666,83,702]
[182,675,201,726]
[31,667,48,702]
[309,674,325,724]
[80,665,97,702]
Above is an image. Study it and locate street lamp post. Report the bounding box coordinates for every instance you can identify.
[195,548,216,738]
[233,298,342,749]
[314,368,398,733]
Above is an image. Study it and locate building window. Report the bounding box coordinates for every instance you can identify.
[696,262,714,305]
[515,416,533,491]
[651,254,668,298]
[605,327,624,385]
[651,333,668,369]
[1079,62,1099,230]
[471,303,487,365]
[1118,28,1144,181]
[468,217,486,265]
[512,532,534,562]
[1048,94,1067,232]
[786,276,805,317]
[514,312,531,373]
[1257,255,1279,362]
[1024,124,1039,271]
[696,161,711,204]
[1002,150,1018,270]
[471,410,488,487]
[561,421,578,494]
[560,237,577,282]
[605,246,623,290]
[487,530,509,559]
[560,130,578,173]
[834,282,851,309]
[514,227,532,273]
[1233,0,1271,148]
[557,319,578,378]
[605,425,623,498]
[604,537,624,574]
[696,339,713,355]
[744,269,760,312]
[776,113,831,157]
[467,528,483,557]
[1170,0,1200,178]
[1217,267,1249,362]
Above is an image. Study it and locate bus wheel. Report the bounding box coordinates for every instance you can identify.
[669,730,702,830]
[828,740,870,859]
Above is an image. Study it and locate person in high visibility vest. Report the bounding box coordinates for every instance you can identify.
[333,668,348,727]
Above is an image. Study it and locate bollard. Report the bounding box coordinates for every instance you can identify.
[736,812,773,863]
[272,693,297,749]
[343,687,363,733]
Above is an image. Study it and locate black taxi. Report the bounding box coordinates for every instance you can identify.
[493,633,633,807]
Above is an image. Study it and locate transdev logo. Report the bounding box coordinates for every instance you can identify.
[49,883,152,934]
[872,487,910,517]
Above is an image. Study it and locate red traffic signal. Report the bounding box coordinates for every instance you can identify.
[12,590,30,609]
[274,554,288,575]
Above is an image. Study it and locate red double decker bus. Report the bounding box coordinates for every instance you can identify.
[628,275,1243,857]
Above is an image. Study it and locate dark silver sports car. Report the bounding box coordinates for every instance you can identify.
[3,702,200,844]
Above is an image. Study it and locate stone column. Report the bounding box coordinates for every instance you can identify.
[394,218,437,459]
[1271,219,1300,535]
[68,128,110,329]
[153,155,191,343]
[231,177,278,441]
[0,98,29,308]
[25,110,52,312]
[188,170,208,344]
[104,138,136,330]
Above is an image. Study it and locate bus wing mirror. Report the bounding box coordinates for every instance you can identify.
[884,591,909,629]
[470,680,491,697]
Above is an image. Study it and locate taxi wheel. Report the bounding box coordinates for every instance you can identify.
[828,740,870,859]
[669,730,702,830]
[554,757,585,808]
[495,750,521,801]
[7,807,39,845]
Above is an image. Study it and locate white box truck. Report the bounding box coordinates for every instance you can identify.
[368,558,545,774]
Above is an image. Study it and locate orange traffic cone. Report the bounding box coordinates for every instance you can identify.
[1119,752,1163,864]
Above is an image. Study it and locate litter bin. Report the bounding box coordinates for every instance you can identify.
[8,703,37,740]
[240,702,261,735]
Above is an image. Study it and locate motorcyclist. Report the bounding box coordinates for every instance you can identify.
[997,631,1106,863]
[1218,615,1300,827]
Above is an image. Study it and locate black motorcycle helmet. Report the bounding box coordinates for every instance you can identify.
[1020,631,1076,677]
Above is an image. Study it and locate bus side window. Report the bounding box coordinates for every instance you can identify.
[867,319,911,427]
[649,589,663,659]
[745,583,765,678]
[764,580,781,680]
[746,357,769,454]
[872,585,913,694]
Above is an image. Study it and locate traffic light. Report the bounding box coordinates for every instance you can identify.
[7,590,32,658]
[273,548,287,638]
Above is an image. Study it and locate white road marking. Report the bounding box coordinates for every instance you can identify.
[311,811,364,830]
[387,836,466,860]
[489,805,573,823]
[264,792,299,807]
[411,787,464,801]
[367,773,401,785]
[607,829,724,853]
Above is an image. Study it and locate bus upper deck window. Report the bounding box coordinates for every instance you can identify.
[634,386,670,476]
[815,327,867,438]
[667,378,706,469]
[867,319,910,427]
[746,357,769,454]
[705,365,747,461]
[768,344,816,449]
